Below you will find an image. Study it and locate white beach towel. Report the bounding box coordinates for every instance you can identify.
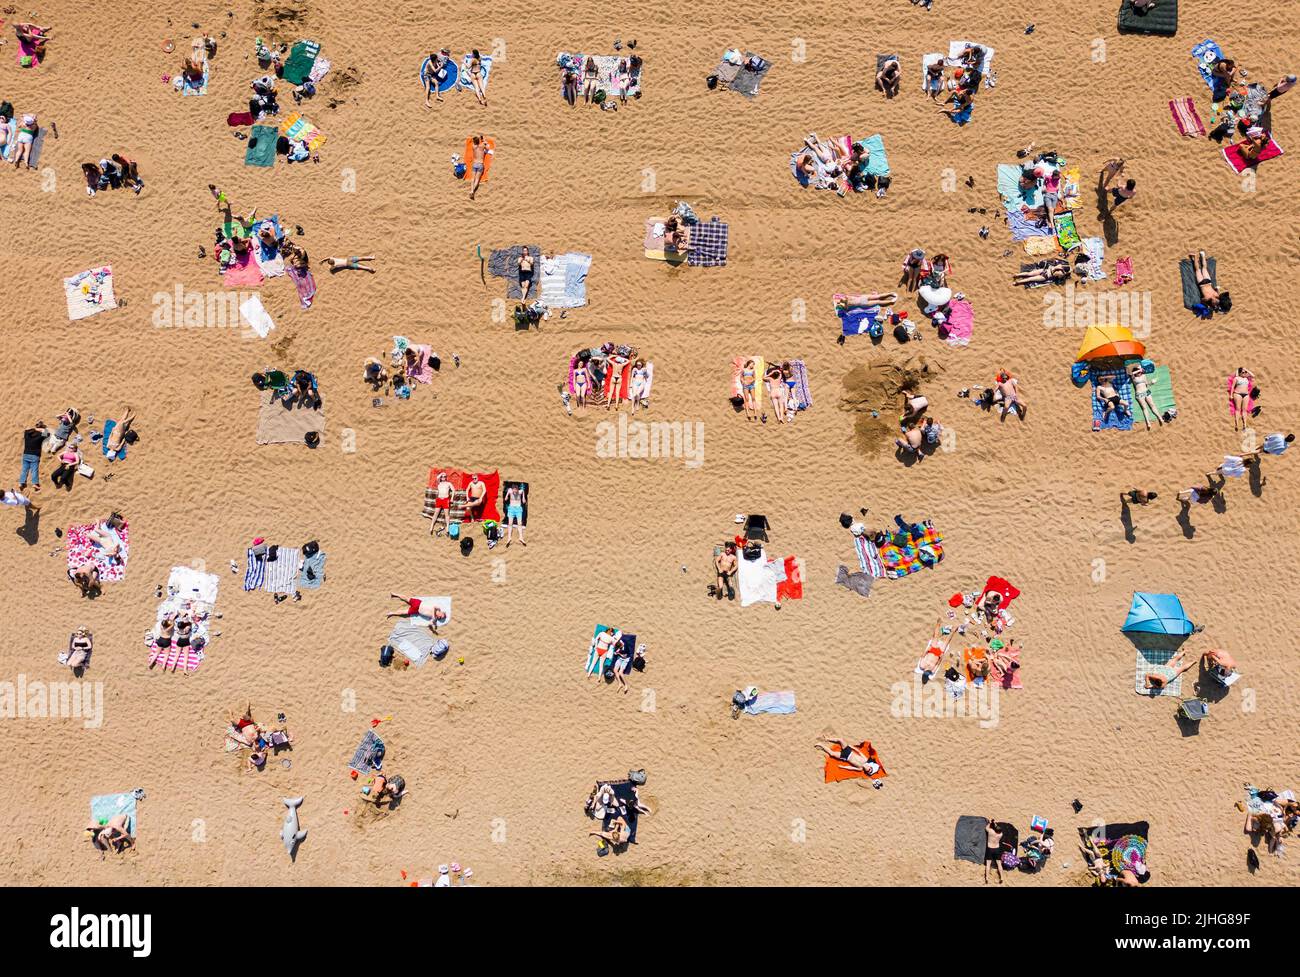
[168,565,220,604]
[737,547,779,606]
[947,40,995,78]
[922,52,944,91]
[240,294,276,338]
[64,267,118,321]
[261,547,303,594]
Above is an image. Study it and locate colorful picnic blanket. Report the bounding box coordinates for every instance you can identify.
[63,267,118,321]
[66,521,129,583]
[1191,40,1225,94]
[878,522,943,578]
[280,112,327,152]
[688,217,729,267]
[791,359,813,408]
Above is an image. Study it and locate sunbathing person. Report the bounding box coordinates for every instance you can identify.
[465,474,487,520]
[1125,364,1162,431]
[993,371,1026,419]
[321,255,376,273]
[423,49,452,106]
[814,738,881,776]
[985,819,1006,884]
[86,523,123,559]
[941,87,973,120]
[364,357,390,391]
[518,247,536,301]
[86,814,134,855]
[15,22,51,62]
[11,113,38,169]
[875,57,901,98]
[922,253,953,287]
[589,628,622,679]
[68,561,100,597]
[228,705,262,747]
[1095,381,1127,424]
[590,815,631,847]
[572,361,591,413]
[503,482,527,547]
[916,618,956,683]
[765,363,788,423]
[50,443,82,490]
[562,64,580,107]
[429,472,452,534]
[1188,251,1230,312]
[1228,367,1256,430]
[1014,263,1070,286]
[1201,648,1238,681]
[835,291,897,309]
[630,359,650,413]
[740,359,762,421]
[467,49,488,107]
[582,56,600,103]
[1144,649,1199,690]
[713,542,737,600]
[104,407,135,456]
[387,594,427,619]
[925,60,945,99]
[662,215,690,251]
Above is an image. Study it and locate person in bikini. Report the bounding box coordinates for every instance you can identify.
[916,616,956,683]
[629,359,650,413]
[1189,250,1230,312]
[467,49,488,107]
[1231,367,1254,430]
[104,407,135,457]
[740,359,761,421]
[468,134,489,200]
[765,363,788,423]
[572,358,591,414]
[582,56,600,103]
[155,615,176,652]
[1143,649,1199,691]
[429,472,453,534]
[1126,363,1162,430]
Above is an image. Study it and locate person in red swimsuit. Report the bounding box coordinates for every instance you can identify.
[387,594,423,619]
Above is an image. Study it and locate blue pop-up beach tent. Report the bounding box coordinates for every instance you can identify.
[1122,592,1195,635]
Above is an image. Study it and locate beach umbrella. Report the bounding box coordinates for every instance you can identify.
[1076,324,1146,362]
[1122,592,1194,635]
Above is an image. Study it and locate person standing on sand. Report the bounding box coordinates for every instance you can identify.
[1123,488,1158,506]
[1177,472,1223,506]
[469,135,489,200]
[984,820,1005,884]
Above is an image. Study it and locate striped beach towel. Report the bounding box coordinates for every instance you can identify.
[1169,97,1205,136]
[348,730,385,772]
[791,359,813,409]
[688,217,729,267]
[1082,237,1107,280]
[854,535,886,578]
[243,547,304,593]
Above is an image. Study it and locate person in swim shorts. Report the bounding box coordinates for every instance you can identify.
[503,482,527,547]
[469,134,489,200]
[387,594,424,618]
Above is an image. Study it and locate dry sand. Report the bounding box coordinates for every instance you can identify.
[1,0,1299,886]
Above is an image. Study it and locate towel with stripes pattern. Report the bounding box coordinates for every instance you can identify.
[1169,97,1205,137]
[243,547,304,594]
[854,534,886,578]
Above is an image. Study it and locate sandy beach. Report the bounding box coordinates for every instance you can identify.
[1,0,1299,887]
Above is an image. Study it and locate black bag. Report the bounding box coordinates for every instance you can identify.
[267,545,279,562]
[252,373,268,389]
[742,541,762,561]
[838,513,853,529]
[303,540,320,558]
[706,74,718,89]
[460,537,474,556]
[124,429,139,445]
[379,644,394,667]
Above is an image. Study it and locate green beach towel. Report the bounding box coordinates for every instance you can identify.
[282,40,321,85]
[860,133,890,177]
[1148,365,1176,417]
[997,163,1024,208]
[244,125,278,167]
[1055,212,1081,251]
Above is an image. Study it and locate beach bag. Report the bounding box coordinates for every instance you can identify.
[379,644,394,667]
[77,463,94,479]
[743,541,762,561]
[629,769,647,785]
[706,74,718,89]
[839,513,853,529]
[267,545,280,562]
[448,522,460,539]
[303,540,320,558]
[482,520,499,541]
[459,537,474,556]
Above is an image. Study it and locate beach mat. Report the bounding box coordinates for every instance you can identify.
[244,125,278,167]
[282,40,321,85]
[488,244,542,299]
[101,419,125,461]
[1055,211,1081,251]
[90,791,138,835]
[1147,365,1176,417]
[1223,135,1283,174]
[1135,648,1184,696]
[63,266,118,321]
[860,133,890,177]
[66,521,129,582]
[1091,368,1134,431]
[731,54,770,97]
[824,741,887,783]
[461,136,494,182]
[954,815,988,863]
[1179,256,1215,309]
[743,691,796,715]
[27,127,46,167]
[281,112,326,152]
[1118,0,1177,36]
[255,390,325,445]
[459,53,492,94]
[387,596,450,666]
[687,217,729,267]
[419,56,459,92]
[348,730,385,772]
[1190,40,1223,91]
[1082,237,1107,280]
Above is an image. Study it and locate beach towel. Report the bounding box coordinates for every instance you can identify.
[488,244,543,299]
[963,646,989,683]
[1190,40,1223,92]
[281,112,327,152]
[732,53,770,97]
[878,522,944,578]
[1091,368,1134,431]
[688,217,729,267]
[222,251,265,288]
[989,640,1023,689]
[66,521,129,583]
[228,111,255,127]
[281,40,321,86]
[1169,96,1204,136]
[744,691,796,715]
[1055,211,1081,251]
[791,359,813,408]
[997,163,1025,208]
[147,566,218,671]
[251,216,286,276]
[268,547,304,594]
[180,60,209,95]
[1081,821,1150,851]
[388,596,450,666]
[1007,207,1051,241]
[0,118,16,161]
[287,264,317,309]
[101,420,126,461]
[922,53,945,92]
[297,553,325,592]
[954,815,988,863]
[1135,648,1184,696]
[405,345,435,384]
[16,28,47,67]
[24,126,46,168]
[540,252,591,308]
[63,267,118,321]
[244,125,278,167]
[835,564,875,597]
[1119,0,1178,36]
[420,56,459,93]
[585,624,636,675]
[944,299,974,347]
[838,306,881,336]
[1223,134,1283,173]
[1023,235,1057,257]
[859,133,890,177]
[1113,256,1134,285]
[242,549,266,591]
[308,57,331,85]
[462,136,495,182]
[255,390,325,446]
[1082,237,1107,280]
[425,468,502,523]
[776,556,804,602]
[947,104,973,126]
[1141,364,1177,418]
[239,295,276,338]
[737,548,779,606]
[90,792,138,835]
[594,780,642,845]
[348,730,385,773]
[1226,375,1257,418]
[1179,256,1215,309]
[854,534,885,578]
[824,741,887,783]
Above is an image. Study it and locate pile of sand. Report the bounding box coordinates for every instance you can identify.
[840,351,945,455]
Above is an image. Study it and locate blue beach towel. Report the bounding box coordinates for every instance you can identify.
[688,218,729,267]
[90,791,138,834]
[242,548,266,591]
[1191,40,1223,92]
[459,53,491,93]
[859,133,890,177]
[297,550,325,590]
[947,104,973,125]
[101,420,125,461]
[838,306,881,336]
[181,61,210,96]
[348,730,385,772]
[419,56,459,93]
[744,691,797,715]
[1091,368,1134,431]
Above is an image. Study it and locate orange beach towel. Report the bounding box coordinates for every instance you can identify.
[823,741,887,783]
[462,136,495,182]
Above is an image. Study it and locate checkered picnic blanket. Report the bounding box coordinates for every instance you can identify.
[688,217,729,267]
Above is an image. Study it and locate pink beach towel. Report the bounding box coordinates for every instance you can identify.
[1226,375,1257,417]
[406,345,434,384]
[1113,256,1133,286]
[17,29,45,68]
[1223,135,1283,174]
[991,643,1023,689]
[943,299,974,347]
[286,264,316,308]
[148,641,203,673]
[1169,97,1205,137]
[222,252,265,288]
